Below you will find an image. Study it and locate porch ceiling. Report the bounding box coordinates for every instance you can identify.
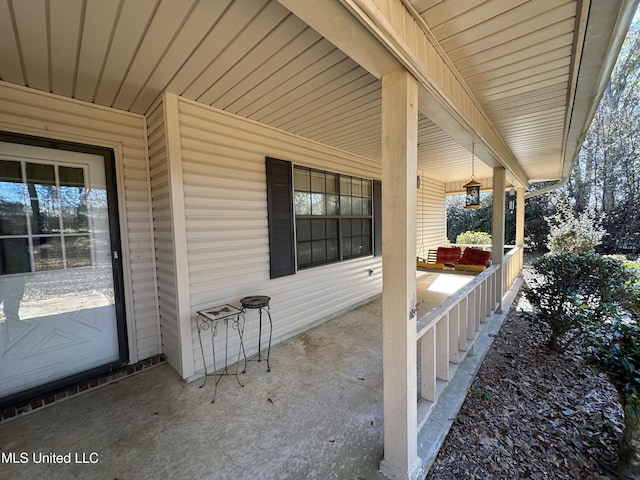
[0,0,634,185]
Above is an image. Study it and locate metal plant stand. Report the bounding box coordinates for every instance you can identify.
[240,295,272,372]
[196,304,246,402]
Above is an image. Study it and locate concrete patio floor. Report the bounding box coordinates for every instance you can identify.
[0,272,487,480]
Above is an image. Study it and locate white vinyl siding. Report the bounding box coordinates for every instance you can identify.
[172,95,383,378]
[0,81,159,363]
[417,175,447,258]
[444,177,493,194]
[147,99,182,373]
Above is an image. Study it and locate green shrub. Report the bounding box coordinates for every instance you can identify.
[523,252,631,352]
[586,315,640,415]
[581,263,640,477]
[456,230,491,245]
[546,197,605,254]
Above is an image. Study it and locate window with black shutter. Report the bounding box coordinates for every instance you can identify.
[373,180,382,256]
[266,157,295,279]
[266,157,381,276]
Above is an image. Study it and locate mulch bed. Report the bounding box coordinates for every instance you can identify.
[426,275,626,480]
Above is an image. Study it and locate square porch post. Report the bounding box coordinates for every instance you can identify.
[492,166,506,312]
[379,69,422,480]
[515,187,525,247]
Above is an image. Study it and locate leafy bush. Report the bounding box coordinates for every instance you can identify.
[546,197,606,254]
[456,230,491,245]
[586,316,640,415]
[584,270,640,477]
[621,261,640,318]
[523,253,631,352]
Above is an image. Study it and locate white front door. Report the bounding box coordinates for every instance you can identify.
[0,139,126,401]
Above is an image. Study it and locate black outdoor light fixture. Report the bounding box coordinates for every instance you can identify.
[463,143,481,209]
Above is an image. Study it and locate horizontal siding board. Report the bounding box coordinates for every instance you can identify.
[417,175,446,255]
[147,97,181,372]
[179,101,380,178]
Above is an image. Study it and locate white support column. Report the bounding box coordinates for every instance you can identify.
[379,69,422,480]
[492,167,506,312]
[515,187,525,247]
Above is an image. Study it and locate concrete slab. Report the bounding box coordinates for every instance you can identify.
[0,272,502,480]
[0,298,387,480]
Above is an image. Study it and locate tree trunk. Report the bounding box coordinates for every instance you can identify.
[619,403,640,478]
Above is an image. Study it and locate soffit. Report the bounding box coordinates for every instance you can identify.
[0,0,629,185]
[408,0,581,181]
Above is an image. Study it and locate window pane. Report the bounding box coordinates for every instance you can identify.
[0,238,30,274]
[29,185,61,234]
[27,163,60,235]
[59,166,85,188]
[311,219,325,240]
[297,219,311,242]
[352,219,362,236]
[59,166,88,234]
[326,219,338,239]
[352,236,364,256]
[26,163,55,185]
[352,197,362,216]
[327,239,339,260]
[294,192,311,215]
[33,236,63,271]
[297,241,312,267]
[294,168,310,191]
[361,180,371,197]
[312,240,326,263]
[342,237,352,258]
[363,199,371,216]
[311,193,325,215]
[362,219,371,235]
[61,199,88,233]
[340,196,351,215]
[0,161,29,235]
[0,160,23,182]
[352,178,361,196]
[325,173,337,193]
[311,171,325,193]
[65,235,92,268]
[362,235,372,255]
[327,194,339,215]
[342,218,351,237]
[340,176,351,195]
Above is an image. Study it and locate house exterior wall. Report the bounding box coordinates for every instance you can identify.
[417,175,446,257]
[147,98,183,374]
[444,177,494,194]
[153,93,386,379]
[0,81,160,364]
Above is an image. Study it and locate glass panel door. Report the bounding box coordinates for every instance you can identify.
[0,139,125,401]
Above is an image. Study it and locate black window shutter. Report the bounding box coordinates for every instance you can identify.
[373,180,382,256]
[266,157,295,278]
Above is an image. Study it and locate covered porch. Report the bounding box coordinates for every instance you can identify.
[0,1,636,478]
[0,262,522,479]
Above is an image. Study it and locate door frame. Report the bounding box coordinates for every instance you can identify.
[0,131,128,408]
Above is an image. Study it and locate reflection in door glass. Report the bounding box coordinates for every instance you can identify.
[0,142,121,400]
[0,157,113,311]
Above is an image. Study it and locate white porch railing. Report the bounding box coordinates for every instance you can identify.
[415,246,523,429]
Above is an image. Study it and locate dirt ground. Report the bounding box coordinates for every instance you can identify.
[426,272,626,480]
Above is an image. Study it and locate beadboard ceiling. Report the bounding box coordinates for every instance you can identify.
[0,0,634,185]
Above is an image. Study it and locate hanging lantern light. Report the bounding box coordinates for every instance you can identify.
[463,143,481,209]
